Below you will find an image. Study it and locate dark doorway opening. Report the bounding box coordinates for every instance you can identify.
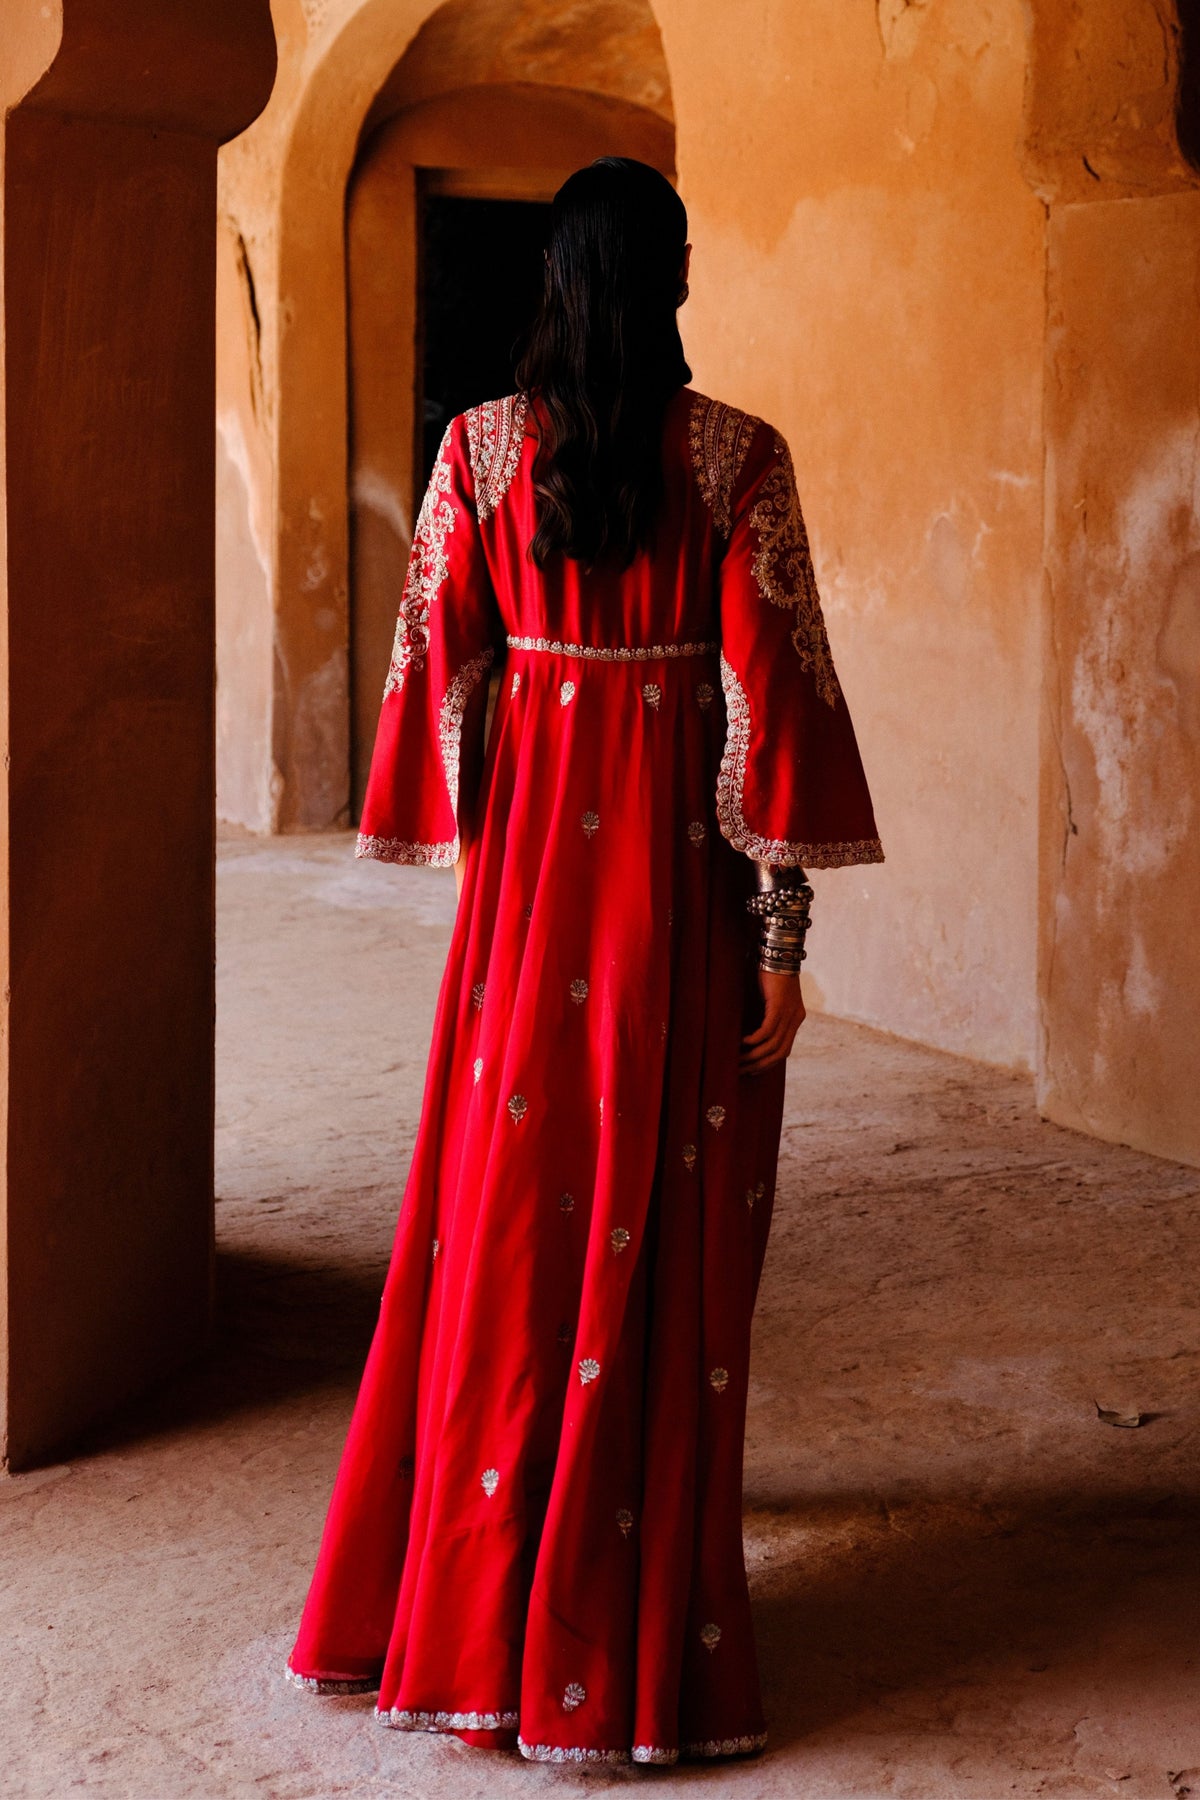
[1180,0,1200,170]
[417,190,550,490]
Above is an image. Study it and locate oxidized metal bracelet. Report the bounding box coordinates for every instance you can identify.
[759,928,805,972]
[749,863,813,974]
[746,888,813,920]
[746,867,814,912]
[760,940,806,973]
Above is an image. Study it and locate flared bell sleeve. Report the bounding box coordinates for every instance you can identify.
[715,421,884,869]
[356,413,502,867]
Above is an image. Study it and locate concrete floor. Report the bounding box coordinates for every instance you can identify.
[3,830,1199,1799]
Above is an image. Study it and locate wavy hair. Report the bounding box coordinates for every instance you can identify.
[515,158,690,569]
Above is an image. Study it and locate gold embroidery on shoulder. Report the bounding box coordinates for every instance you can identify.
[691,395,842,710]
[385,423,456,697]
[688,393,758,536]
[751,433,841,708]
[466,393,529,521]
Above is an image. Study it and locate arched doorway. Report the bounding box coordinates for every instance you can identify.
[243,0,674,834]
[345,54,674,812]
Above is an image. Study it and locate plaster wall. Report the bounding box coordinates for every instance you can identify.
[1040,194,1200,1165]
[347,138,417,824]
[363,0,671,129]
[657,0,1046,1070]
[216,217,276,833]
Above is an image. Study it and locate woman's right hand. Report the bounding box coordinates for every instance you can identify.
[739,969,806,1075]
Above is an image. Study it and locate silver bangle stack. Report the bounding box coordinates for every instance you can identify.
[746,864,813,975]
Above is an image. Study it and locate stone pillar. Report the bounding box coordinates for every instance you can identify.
[1,0,276,1469]
[1028,2,1200,1167]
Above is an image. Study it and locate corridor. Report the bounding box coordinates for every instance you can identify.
[3,831,1197,1798]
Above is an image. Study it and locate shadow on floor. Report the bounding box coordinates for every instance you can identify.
[60,1220,1200,1777]
[214,1242,386,1373]
[69,1240,386,1464]
[752,1486,1199,1753]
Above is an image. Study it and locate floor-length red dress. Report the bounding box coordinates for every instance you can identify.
[287,385,882,1763]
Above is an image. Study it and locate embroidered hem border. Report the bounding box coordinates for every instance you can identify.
[507,634,719,662]
[377,1705,519,1732]
[356,831,456,868]
[284,1666,379,1696]
[290,1679,766,1763]
[517,1731,768,1764]
[359,646,494,869]
[717,652,884,869]
[684,1732,769,1757]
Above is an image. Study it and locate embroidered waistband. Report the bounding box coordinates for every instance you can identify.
[506,634,718,662]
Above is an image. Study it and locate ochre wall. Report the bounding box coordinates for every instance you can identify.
[216,214,276,833]
[362,0,672,133]
[1040,194,1200,1163]
[1024,1,1200,1167]
[658,0,1045,1070]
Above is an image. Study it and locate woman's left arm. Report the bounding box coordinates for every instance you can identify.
[715,420,884,1071]
[715,418,883,873]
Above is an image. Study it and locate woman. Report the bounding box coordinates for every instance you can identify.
[287,158,881,1765]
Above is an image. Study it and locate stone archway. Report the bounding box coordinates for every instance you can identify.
[217,0,674,836]
[346,63,674,811]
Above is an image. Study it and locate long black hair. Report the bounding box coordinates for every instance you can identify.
[515,158,691,569]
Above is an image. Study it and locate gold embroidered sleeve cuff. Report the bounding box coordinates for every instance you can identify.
[716,654,883,868]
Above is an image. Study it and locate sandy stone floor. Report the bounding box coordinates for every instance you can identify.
[3,830,1198,1799]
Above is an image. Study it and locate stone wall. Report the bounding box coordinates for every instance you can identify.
[658,0,1045,1073]
[1040,195,1200,1162]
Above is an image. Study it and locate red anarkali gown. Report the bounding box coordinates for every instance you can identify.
[287,385,882,1764]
